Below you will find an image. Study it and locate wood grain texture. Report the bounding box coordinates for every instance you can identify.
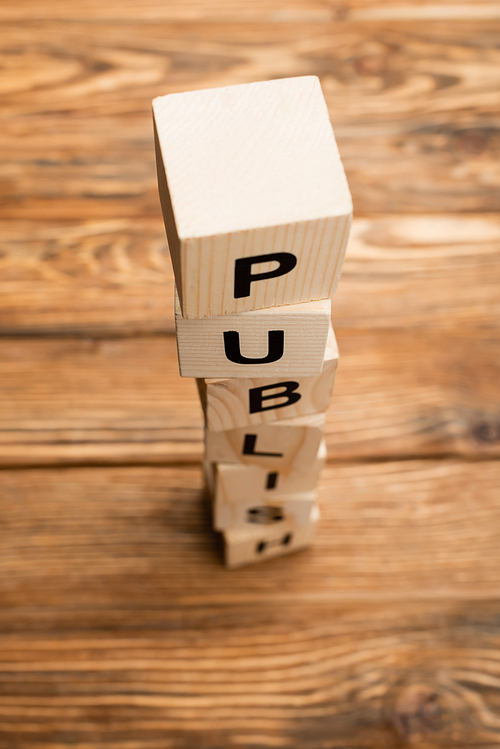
[1,214,498,335]
[1,4,499,745]
[175,295,331,378]
[333,215,500,330]
[0,219,175,336]
[2,0,500,22]
[0,455,500,744]
[0,459,499,605]
[0,330,498,466]
[1,20,499,221]
[1,600,500,747]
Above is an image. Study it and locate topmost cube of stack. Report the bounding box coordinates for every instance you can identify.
[153,76,352,320]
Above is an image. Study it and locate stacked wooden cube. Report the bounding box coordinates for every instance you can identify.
[153,77,352,568]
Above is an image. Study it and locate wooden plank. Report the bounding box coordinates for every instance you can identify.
[0,330,498,466]
[0,5,497,748]
[1,22,499,218]
[0,457,500,745]
[0,604,500,749]
[0,459,499,603]
[0,220,175,336]
[0,214,499,335]
[0,336,203,466]
[1,0,500,22]
[0,600,500,749]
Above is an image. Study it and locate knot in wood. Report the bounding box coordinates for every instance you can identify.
[452,128,491,157]
[390,683,444,743]
[354,54,387,77]
[472,420,500,444]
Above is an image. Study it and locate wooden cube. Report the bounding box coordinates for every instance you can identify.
[205,413,325,471]
[175,291,331,378]
[198,325,338,430]
[205,440,326,501]
[208,453,325,531]
[213,477,316,531]
[153,76,352,320]
[215,492,316,532]
[223,505,320,568]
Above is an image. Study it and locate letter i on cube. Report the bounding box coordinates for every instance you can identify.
[153,76,352,567]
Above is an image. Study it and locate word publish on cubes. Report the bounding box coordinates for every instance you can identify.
[153,75,352,568]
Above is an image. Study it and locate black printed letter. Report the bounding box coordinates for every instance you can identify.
[223,330,284,365]
[234,253,297,299]
[242,434,283,458]
[266,472,279,490]
[249,381,301,414]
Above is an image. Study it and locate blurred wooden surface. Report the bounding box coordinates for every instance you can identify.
[1,1,499,746]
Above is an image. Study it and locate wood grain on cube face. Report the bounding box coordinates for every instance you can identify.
[210,441,326,503]
[213,479,316,531]
[2,214,499,337]
[175,293,331,378]
[223,505,319,569]
[198,325,338,430]
[205,413,325,470]
[210,456,323,531]
[153,76,352,320]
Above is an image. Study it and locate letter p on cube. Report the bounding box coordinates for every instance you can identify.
[153,76,352,320]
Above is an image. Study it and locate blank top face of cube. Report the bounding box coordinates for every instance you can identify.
[153,76,351,239]
[153,76,353,319]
